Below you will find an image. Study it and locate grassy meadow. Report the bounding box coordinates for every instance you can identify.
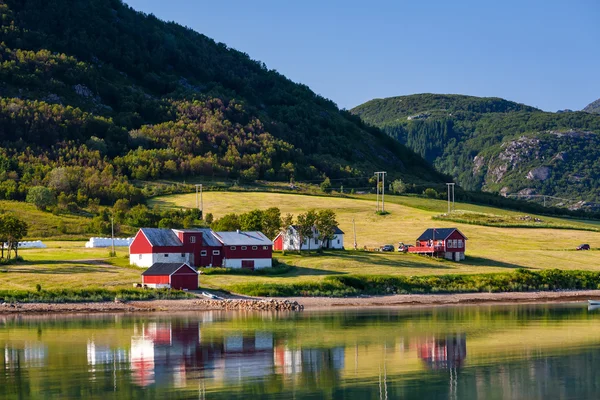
[150,191,600,293]
[0,190,598,296]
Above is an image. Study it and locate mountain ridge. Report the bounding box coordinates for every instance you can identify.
[352,94,600,208]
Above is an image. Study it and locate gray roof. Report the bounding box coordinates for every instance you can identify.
[173,228,221,247]
[212,231,273,246]
[142,263,197,276]
[140,228,182,247]
[417,228,467,241]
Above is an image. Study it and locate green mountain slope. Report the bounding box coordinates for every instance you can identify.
[0,0,445,205]
[352,94,600,208]
[583,98,600,114]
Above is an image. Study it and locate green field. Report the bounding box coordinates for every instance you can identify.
[151,191,600,293]
[1,191,598,295]
[0,242,139,291]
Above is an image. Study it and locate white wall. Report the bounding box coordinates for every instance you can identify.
[15,241,46,249]
[130,253,154,268]
[281,231,344,251]
[85,237,134,248]
[129,252,190,268]
[222,258,272,269]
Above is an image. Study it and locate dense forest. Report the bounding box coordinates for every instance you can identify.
[352,94,600,208]
[0,0,447,207]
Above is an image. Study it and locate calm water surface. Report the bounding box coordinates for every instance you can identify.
[1,303,600,399]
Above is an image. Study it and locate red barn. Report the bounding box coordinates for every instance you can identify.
[212,230,273,270]
[408,228,467,261]
[141,263,199,290]
[129,228,223,268]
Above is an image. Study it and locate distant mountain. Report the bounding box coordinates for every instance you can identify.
[352,94,600,207]
[0,0,445,205]
[583,99,600,114]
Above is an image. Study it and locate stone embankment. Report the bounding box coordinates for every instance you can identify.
[194,298,304,311]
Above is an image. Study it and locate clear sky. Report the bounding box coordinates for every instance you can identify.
[124,0,599,112]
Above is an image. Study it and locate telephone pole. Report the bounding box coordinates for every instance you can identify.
[374,172,387,213]
[446,183,455,214]
[110,217,115,257]
[195,184,203,217]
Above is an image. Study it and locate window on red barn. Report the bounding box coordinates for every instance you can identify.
[201,250,207,256]
[190,236,196,243]
[241,246,247,250]
[252,246,257,250]
[213,250,220,255]
[230,246,236,250]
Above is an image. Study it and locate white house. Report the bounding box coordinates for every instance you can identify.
[273,225,344,251]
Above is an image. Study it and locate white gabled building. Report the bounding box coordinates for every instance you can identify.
[273,225,344,251]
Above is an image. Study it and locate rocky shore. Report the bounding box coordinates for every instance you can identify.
[1,290,599,315]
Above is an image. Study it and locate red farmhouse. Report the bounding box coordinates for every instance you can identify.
[408,228,467,261]
[141,262,199,290]
[129,228,223,268]
[129,228,272,270]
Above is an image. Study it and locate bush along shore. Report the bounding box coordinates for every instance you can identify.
[0,288,194,303]
[228,269,600,297]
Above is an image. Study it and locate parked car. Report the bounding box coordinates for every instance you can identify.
[577,244,590,250]
[380,244,395,252]
[397,243,414,253]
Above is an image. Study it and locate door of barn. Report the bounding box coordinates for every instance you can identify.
[241,260,255,271]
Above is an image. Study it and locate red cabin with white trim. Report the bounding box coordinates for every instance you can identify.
[408,228,467,261]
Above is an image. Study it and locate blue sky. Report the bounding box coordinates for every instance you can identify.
[124,0,599,111]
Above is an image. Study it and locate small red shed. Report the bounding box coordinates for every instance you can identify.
[141,263,199,290]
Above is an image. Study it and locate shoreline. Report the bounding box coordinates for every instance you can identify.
[1,290,600,314]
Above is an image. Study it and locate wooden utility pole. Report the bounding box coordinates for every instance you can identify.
[110,217,115,257]
[446,183,455,213]
[352,218,357,250]
[195,184,203,217]
[374,172,387,213]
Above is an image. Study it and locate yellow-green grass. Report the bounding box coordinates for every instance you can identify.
[151,191,600,291]
[1,241,140,291]
[0,200,91,240]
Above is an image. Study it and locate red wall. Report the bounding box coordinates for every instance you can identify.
[445,230,466,252]
[171,273,198,290]
[273,236,283,251]
[130,231,152,254]
[143,275,170,284]
[222,245,272,260]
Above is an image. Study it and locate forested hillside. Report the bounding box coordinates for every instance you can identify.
[0,0,445,206]
[352,94,600,208]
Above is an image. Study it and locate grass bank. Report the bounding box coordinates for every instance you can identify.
[433,210,600,232]
[227,269,600,297]
[0,288,194,303]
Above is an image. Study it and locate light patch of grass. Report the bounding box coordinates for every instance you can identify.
[433,210,599,231]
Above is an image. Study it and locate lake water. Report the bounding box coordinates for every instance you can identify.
[1,303,599,399]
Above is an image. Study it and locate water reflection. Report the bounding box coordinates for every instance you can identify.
[417,334,467,370]
[0,304,599,399]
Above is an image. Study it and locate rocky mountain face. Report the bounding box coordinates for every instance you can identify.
[583,98,600,114]
[352,94,600,208]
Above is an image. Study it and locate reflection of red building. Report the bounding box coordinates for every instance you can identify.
[417,334,467,370]
[130,321,201,387]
